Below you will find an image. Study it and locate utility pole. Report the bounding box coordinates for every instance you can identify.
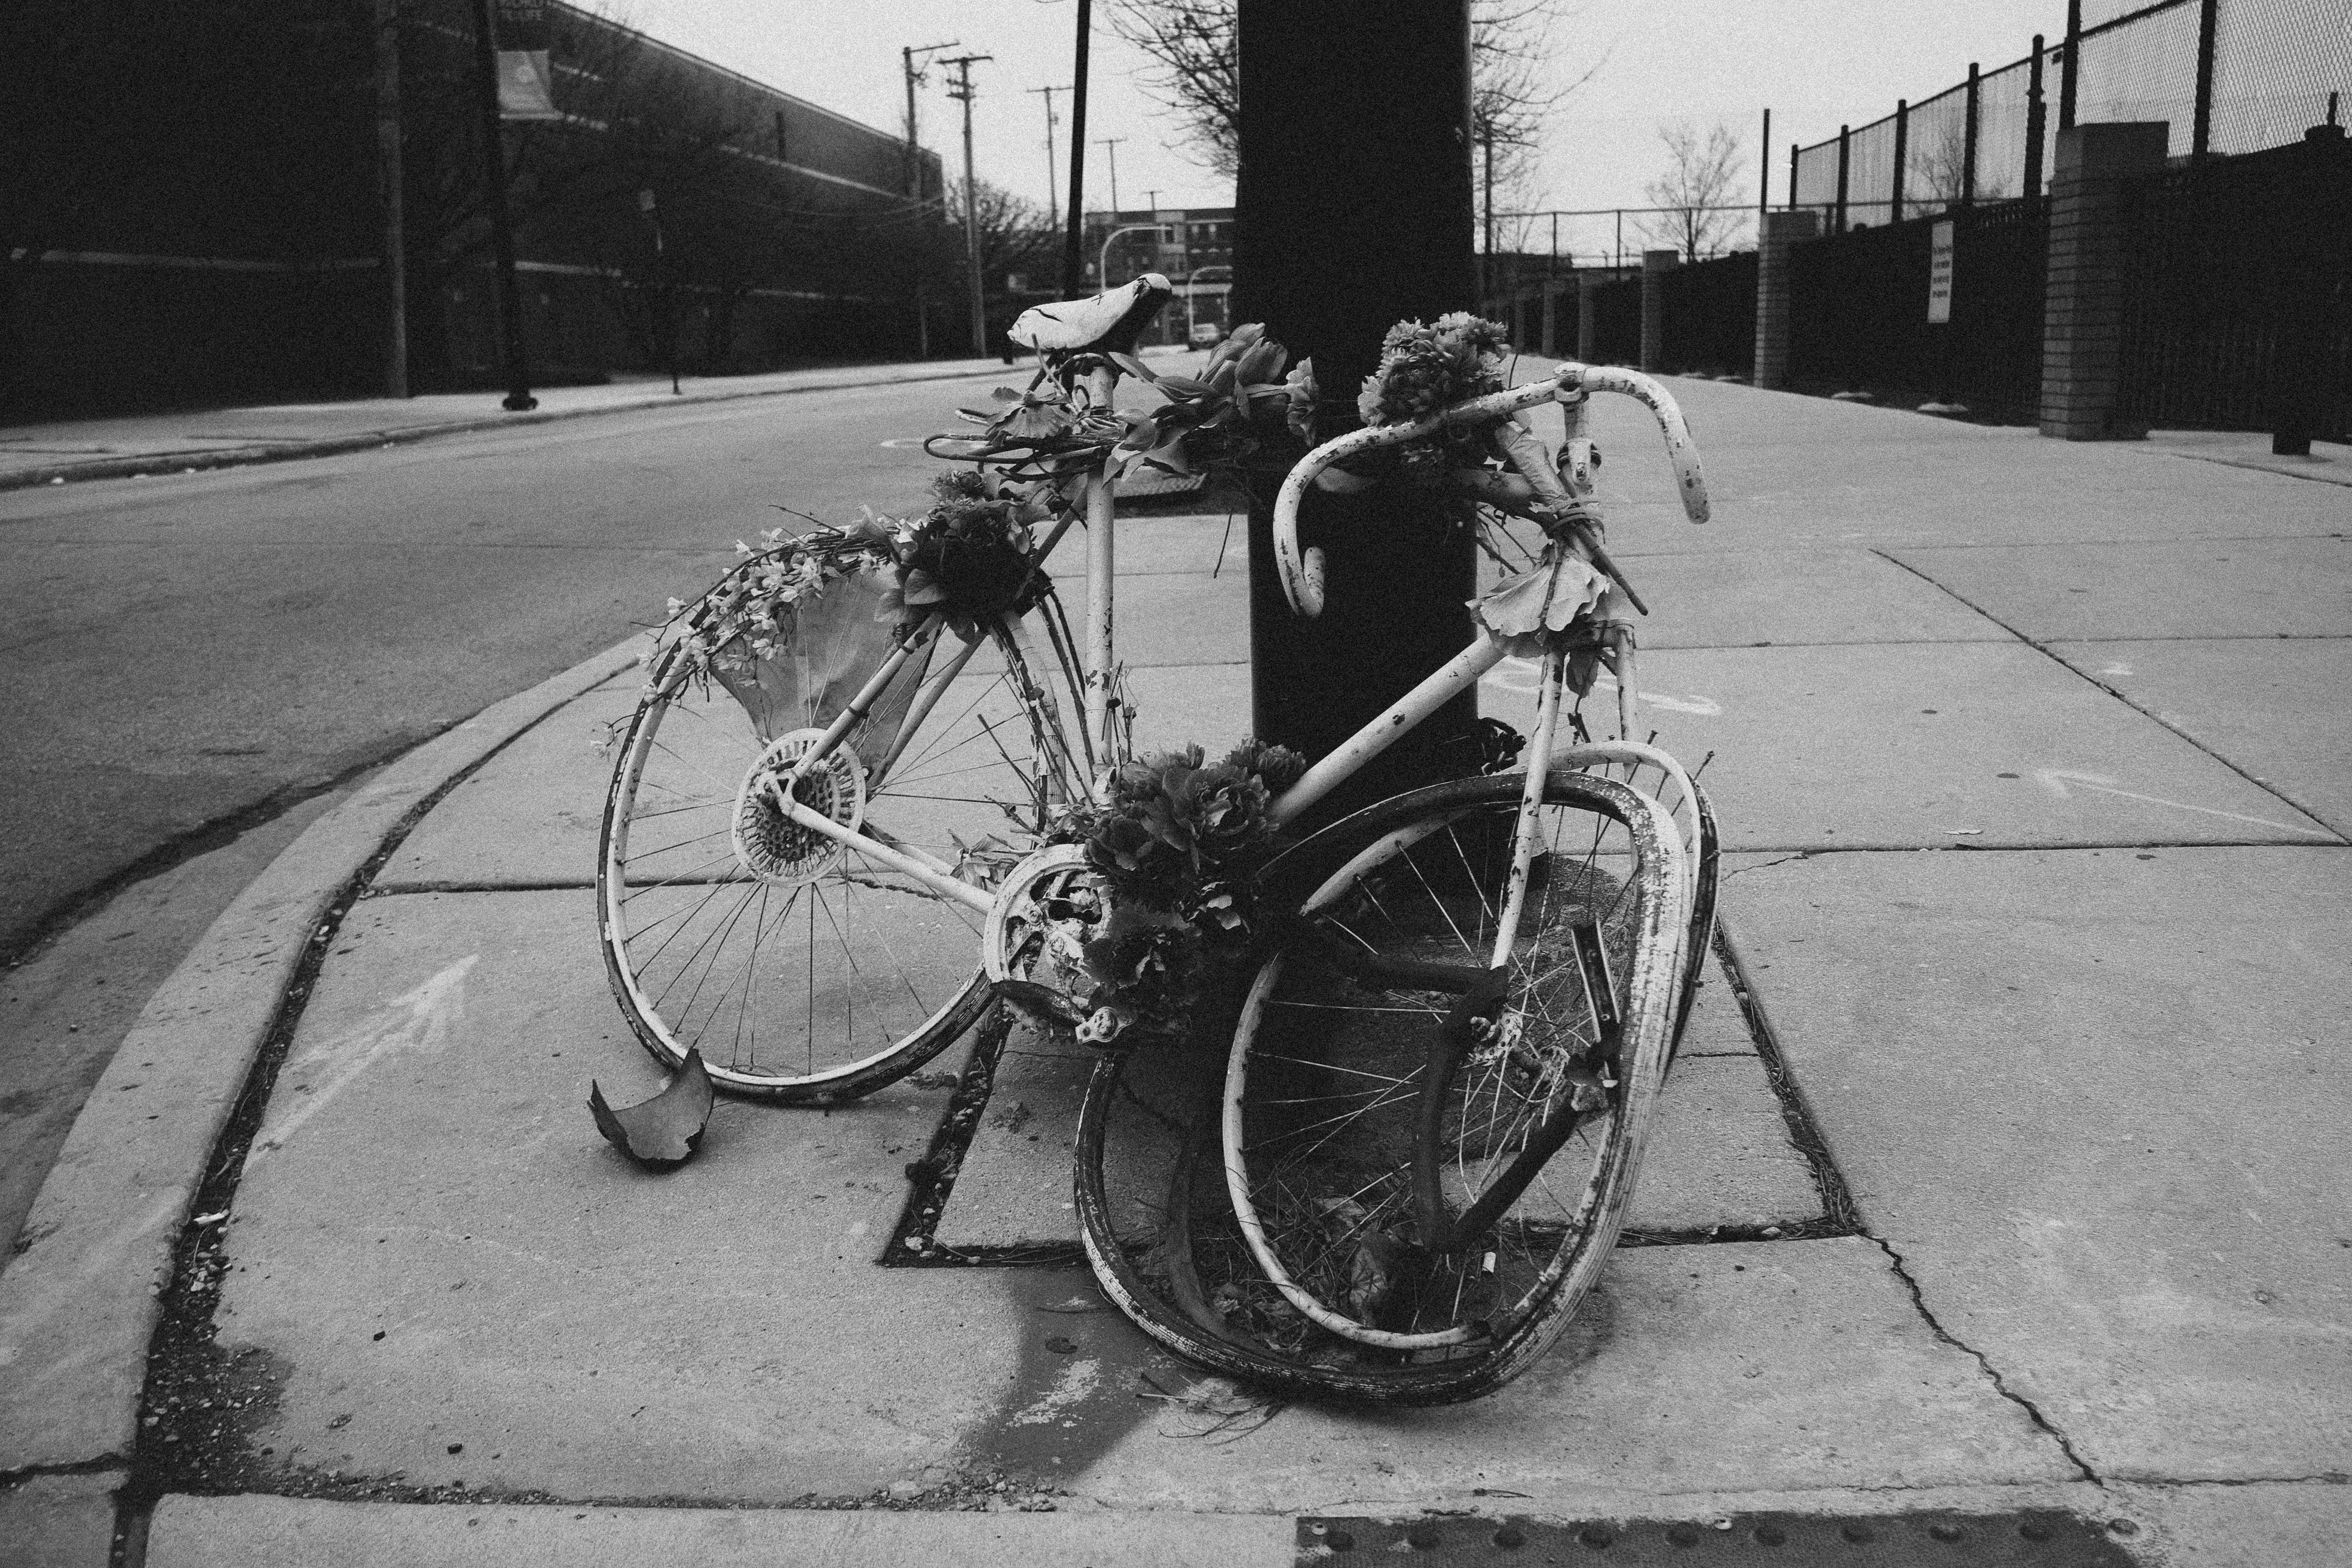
[945,53,994,357]
[1061,0,1092,293]
[1235,0,1477,816]
[1027,85,1067,232]
[466,0,535,411]
[901,40,957,197]
[373,0,408,397]
[1095,136,1125,214]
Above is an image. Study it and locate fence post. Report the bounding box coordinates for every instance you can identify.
[1891,100,1909,223]
[2192,0,2219,160]
[2272,118,2351,454]
[2026,36,2047,203]
[1963,63,1981,207]
[1788,142,1800,212]
[1541,278,1557,356]
[1834,125,1850,233]
[1577,274,1598,361]
[1639,249,1679,371]
[2038,121,2169,439]
[1752,209,1820,390]
[2060,0,2080,130]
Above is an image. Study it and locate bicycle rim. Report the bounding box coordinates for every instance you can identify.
[1074,770,1686,1403]
[1552,740,1719,1047]
[598,604,1085,1102]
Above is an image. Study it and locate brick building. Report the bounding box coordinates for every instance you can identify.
[1,1,945,419]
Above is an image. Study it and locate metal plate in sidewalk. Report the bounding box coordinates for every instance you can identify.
[1296,1510,2143,1566]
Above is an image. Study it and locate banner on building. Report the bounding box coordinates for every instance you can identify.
[495,0,563,121]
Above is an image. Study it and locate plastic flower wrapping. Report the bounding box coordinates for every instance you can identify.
[1059,739,1309,1049]
[643,516,899,696]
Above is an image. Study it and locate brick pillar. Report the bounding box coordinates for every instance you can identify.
[1752,209,1820,389]
[2038,122,2169,439]
[1639,249,1680,371]
[1576,275,1597,362]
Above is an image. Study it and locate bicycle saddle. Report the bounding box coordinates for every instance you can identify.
[1009,274,1174,357]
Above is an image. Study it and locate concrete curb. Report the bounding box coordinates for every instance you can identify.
[144,1497,1296,1567]
[0,638,643,1474]
[134,1478,2237,1567]
[0,360,1016,493]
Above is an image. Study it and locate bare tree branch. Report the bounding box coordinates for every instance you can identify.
[1107,0,1604,220]
[1640,119,1746,261]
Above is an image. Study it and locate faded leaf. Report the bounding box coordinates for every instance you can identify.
[589,1048,715,1170]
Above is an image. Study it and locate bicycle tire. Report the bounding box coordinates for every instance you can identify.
[599,588,1085,1104]
[1074,769,1686,1404]
[1551,742,1719,1051]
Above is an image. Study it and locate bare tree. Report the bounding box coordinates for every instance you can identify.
[1641,120,1746,262]
[1105,1,1241,179]
[1905,114,2005,217]
[1107,0,1601,244]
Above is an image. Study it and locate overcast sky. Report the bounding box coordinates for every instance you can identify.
[618,1,2067,255]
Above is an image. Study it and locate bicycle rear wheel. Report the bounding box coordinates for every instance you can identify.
[1074,770,1686,1403]
[599,590,1084,1103]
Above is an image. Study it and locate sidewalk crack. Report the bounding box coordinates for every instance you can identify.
[1869,1234,2102,1486]
[1870,549,2347,842]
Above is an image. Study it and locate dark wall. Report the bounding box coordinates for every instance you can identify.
[1,0,944,419]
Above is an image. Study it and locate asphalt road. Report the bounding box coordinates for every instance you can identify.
[0,369,1015,962]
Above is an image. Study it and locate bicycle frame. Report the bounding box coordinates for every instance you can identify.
[761,357,1708,974]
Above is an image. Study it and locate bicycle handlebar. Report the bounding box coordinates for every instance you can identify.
[1273,362,1710,618]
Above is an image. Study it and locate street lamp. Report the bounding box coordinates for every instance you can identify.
[1097,223,1171,292]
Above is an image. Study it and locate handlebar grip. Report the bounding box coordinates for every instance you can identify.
[1578,366,1711,523]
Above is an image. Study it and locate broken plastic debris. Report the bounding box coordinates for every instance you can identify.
[589,1049,714,1170]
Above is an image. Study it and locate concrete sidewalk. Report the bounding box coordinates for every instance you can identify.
[2,381,2347,1566]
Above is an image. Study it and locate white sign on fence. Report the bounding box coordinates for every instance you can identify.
[1928,220,1955,324]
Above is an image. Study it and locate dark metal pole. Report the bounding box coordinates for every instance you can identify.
[467,0,535,411]
[2026,36,2047,204]
[1962,63,1981,207]
[1834,124,1850,234]
[2192,0,2219,160]
[1062,0,1091,293]
[1788,142,1800,213]
[2060,0,2081,131]
[1759,107,1771,221]
[1891,100,1908,224]
[1236,0,1478,814]
[373,0,408,397]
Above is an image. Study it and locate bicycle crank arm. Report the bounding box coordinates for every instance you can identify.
[1411,966,1512,1248]
[1429,1062,1612,1255]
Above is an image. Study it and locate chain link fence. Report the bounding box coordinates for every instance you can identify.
[1789,0,2348,229]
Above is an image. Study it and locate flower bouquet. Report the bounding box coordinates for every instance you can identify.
[1056,739,1307,1049]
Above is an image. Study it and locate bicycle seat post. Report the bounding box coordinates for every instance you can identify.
[1082,358,1119,798]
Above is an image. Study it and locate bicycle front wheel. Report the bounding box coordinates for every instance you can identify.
[1075,770,1687,1404]
[599,601,1084,1103]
